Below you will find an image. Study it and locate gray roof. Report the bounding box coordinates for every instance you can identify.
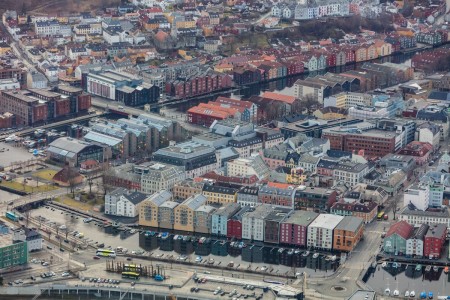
[282,210,319,227]
[408,224,429,241]
[266,207,292,222]
[47,137,95,158]
[335,216,363,232]
[122,191,148,205]
[108,187,128,198]
[213,203,241,217]
[84,131,122,147]
[159,201,179,209]
[147,190,172,206]
[181,194,208,210]
[425,224,447,238]
[154,141,215,160]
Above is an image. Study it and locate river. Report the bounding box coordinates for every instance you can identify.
[365,263,450,297]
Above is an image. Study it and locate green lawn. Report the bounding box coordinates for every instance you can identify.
[0,180,57,193]
[33,169,58,181]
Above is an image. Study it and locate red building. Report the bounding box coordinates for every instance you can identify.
[282,58,304,76]
[226,206,252,240]
[397,141,433,165]
[55,98,71,117]
[279,210,318,246]
[424,224,447,259]
[187,102,240,127]
[165,72,232,99]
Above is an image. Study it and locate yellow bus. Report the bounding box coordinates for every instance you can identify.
[377,211,385,221]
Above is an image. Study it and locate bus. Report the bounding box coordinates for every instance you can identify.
[122,272,140,280]
[96,249,116,258]
[124,264,142,273]
[377,211,385,221]
[6,211,18,222]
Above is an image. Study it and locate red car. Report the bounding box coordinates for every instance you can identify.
[93,256,100,260]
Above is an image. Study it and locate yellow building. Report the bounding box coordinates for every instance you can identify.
[139,190,174,228]
[202,185,237,205]
[286,167,307,185]
[366,44,377,60]
[355,46,367,62]
[173,194,208,232]
[0,43,11,55]
[214,63,233,73]
[374,40,392,57]
[313,106,347,120]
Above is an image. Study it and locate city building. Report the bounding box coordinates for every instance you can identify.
[383,221,414,255]
[405,224,428,258]
[116,191,148,217]
[307,214,344,250]
[47,137,104,167]
[403,184,430,211]
[225,156,270,180]
[0,88,91,126]
[424,224,447,259]
[0,229,28,269]
[12,228,42,252]
[264,207,292,244]
[211,203,241,236]
[397,141,433,166]
[152,141,218,178]
[399,206,450,229]
[333,161,370,187]
[138,190,174,228]
[139,162,185,195]
[236,186,260,207]
[173,194,208,232]
[105,187,128,216]
[194,204,216,234]
[258,185,296,208]
[242,204,274,241]
[279,210,318,246]
[333,216,364,252]
[227,206,253,240]
[202,184,238,205]
[294,186,337,212]
[172,180,204,201]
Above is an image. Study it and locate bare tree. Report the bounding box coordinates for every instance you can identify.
[85,169,99,199]
[67,165,78,197]
[24,209,31,228]
[98,162,114,198]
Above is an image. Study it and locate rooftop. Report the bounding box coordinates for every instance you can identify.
[309,214,344,230]
[282,210,319,227]
[335,216,363,232]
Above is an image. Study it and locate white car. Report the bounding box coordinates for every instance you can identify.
[61,272,70,277]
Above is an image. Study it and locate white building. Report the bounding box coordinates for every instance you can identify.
[416,122,440,149]
[105,187,128,216]
[333,162,370,187]
[399,207,450,229]
[307,214,344,249]
[140,163,185,195]
[226,155,270,180]
[34,20,60,36]
[68,47,88,60]
[405,224,428,258]
[242,204,274,241]
[13,228,42,252]
[116,191,148,217]
[0,78,20,90]
[403,184,429,211]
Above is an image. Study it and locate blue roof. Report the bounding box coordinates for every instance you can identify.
[428,91,450,101]
[84,131,121,146]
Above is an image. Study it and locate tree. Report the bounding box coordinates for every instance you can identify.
[98,162,114,198]
[66,165,78,198]
[24,209,31,228]
[85,169,99,199]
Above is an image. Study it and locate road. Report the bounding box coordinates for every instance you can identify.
[91,96,208,134]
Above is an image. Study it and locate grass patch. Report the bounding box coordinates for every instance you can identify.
[55,195,103,212]
[33,169,58,181]
[0,180,57,193]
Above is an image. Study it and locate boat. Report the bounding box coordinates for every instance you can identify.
[416,264,422,271]
[160,232,169,240]
[173,235,179,240]
[382,262,387,268]
[313,253,319,259]
[330,255,337,261]
[444,266,449,273]
[428,292,433,299]
[393,289,399,297]
[433,266,438,272]
[425,265,432,272]
[287,249,294,255]
[302,251,310,257]
[278,248,284,254]
[405,291,410,297]
[129,229,136,234]
[410,291,415,298]
[294,249,301,254]
[384,288,391,296]
[392,262,399,268]
[420,292,427,299]
[198,237,206,244]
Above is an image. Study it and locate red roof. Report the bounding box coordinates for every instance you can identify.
[385,221,414,240]
[261,92,296,104]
